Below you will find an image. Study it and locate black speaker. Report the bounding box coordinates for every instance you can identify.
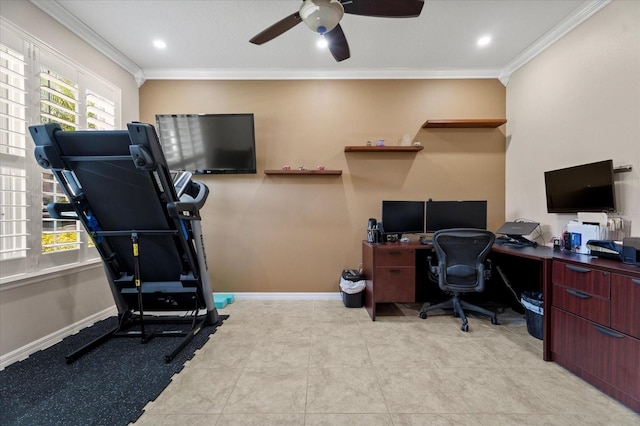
[622,237,640,266]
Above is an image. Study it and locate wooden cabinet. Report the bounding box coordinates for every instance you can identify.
[551,259,640,412]
[362,242,417,320]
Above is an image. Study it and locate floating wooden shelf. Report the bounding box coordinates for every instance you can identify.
[344,146,424,152]
[422,119,507,128]
[264,169,342,176]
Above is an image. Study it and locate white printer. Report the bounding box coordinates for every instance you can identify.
[566,221,605,254]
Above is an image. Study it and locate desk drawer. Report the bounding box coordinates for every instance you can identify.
[552,260,610,298]
[611,274,640,339]
[553,284,610,326]
[552,307,640,401]
[375,267,415,302]
[375,247,415,267]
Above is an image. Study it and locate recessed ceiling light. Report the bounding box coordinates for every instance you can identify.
[477,36,491,47]
[153,39,167,49]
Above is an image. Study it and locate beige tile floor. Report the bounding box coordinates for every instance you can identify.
[134,299,639,425]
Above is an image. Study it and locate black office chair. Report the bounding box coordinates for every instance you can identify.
[419,228,498,332]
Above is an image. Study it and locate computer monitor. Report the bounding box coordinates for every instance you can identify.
[381,200,425,238]
[425,200,487,233]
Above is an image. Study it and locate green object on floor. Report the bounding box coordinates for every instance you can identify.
[213,293,235,309]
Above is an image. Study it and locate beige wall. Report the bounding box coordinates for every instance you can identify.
[506,0,640,241]
[0,1,140,357]
[140,79,506,293]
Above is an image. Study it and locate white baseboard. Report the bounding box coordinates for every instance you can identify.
[227,292,342,301]
[0,305,117,371]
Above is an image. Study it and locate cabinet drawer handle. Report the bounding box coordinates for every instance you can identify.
[633,278,640,286]
[593,325,625,339]
[566,289,591,299]
[565,264,591,273]
[389,252,402,256]
[389,269,402,274]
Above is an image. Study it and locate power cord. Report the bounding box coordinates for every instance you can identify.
[495,265,523,308]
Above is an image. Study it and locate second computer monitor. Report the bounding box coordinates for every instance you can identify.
[381,200,425,237]
[426,200,487,233]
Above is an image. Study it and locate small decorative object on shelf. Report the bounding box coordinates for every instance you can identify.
[376,139,385,147]
[317,165,325,171]
[298,165,307,171]
[413,141,422,147]
[282,165,291,170]
[366,140,372,146]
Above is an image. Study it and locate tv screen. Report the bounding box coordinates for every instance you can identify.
[155,113,257,174]
[426,200,487,233]
[544,160,616,213]
[381,201,425,236]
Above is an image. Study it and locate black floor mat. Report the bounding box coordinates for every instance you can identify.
[0,314,227,426]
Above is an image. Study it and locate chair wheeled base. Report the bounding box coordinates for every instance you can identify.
[419,293,499,332]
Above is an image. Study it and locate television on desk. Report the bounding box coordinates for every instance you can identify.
[381,200,425,238]
[155,113,257,174]
[544,160,616,213]
[426,200,487,232]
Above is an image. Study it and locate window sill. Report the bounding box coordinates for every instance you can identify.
[0,259,103,291]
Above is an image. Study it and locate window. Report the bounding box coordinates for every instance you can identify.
[0,23,120,282]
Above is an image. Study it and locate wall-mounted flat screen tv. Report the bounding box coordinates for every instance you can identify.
[544,159,616,213]
[155,113,256,174]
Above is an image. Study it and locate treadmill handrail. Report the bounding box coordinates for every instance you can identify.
[167,181,209,220]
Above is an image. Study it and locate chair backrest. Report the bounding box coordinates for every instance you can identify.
[432,228,495,293]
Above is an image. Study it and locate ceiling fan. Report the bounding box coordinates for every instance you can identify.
[250,0,425,62]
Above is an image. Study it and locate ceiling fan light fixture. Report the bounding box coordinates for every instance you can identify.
[299,0,344,35]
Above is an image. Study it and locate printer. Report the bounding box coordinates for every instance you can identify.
[566,221,604,254]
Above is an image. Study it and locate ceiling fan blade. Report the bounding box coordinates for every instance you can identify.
[325,24,350,62]
[342,0,424,17]
[249,12,303,45]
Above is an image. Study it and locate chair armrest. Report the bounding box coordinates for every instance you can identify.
[426,255,440,275]
[484,259,492,280]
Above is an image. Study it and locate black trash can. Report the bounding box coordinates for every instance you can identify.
[521,291,543,340]
[341,290,364,308]
[340,269,365,308]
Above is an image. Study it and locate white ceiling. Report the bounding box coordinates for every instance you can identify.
[31,0,610,85]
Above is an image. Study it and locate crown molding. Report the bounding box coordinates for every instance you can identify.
[499,0,612,86]
[30,0,609,86]
[29,0,146,86]
[142,67,503,81]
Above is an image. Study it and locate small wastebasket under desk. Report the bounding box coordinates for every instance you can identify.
[521,291,543,340]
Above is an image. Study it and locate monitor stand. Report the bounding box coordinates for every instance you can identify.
[506,234,537,247]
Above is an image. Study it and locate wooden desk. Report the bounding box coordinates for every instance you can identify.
[362,240,640,412]
[361,241,554,352]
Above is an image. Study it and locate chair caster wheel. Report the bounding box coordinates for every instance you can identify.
[419,312,427,319]
[461,323,469,332]
[491,317,499,325]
